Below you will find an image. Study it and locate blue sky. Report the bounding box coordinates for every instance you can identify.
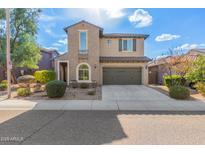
[37,8,205,59]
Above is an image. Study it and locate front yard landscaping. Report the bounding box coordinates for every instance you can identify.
[148,84,205,101]
[0,70,102,101]
[0,84,102,100]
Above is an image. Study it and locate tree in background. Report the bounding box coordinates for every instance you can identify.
[161,48,193,77]
[161,48,193,86]
[185,55,205,82]
[0,8,41,83]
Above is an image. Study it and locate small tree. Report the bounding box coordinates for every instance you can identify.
[185,55,205,82]
[160,48,193,86]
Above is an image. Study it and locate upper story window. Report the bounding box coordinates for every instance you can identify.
[122,39,133,52]
[79,30,88,53]
[107,39,112,47]
[119,38,136,52]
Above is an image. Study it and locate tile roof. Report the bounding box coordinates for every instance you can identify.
[148,54,198,67]
[41,48,59,55]
[100,56,151,63]
[102,33,149,39]
[188,49,205,55]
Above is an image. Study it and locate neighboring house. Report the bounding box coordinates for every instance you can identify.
[187,48,205,56]
[0,48,59,81]
[38,48,60,70]
[148,49,204,85]
[54,20,151,85]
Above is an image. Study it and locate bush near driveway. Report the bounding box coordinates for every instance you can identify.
[46,80,67,98]
[1,80,8,84]
[34,70,55,84]
[17,88,31,97]
[169,85,190,99]
[87,89,96,95]
[0,83,7,91]
[195,82,205,96]
[163,75,185,87]
[80,83,89,89]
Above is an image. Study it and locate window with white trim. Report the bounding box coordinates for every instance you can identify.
[107,39,112,47]
[122,39,133,52]
[79,31,87,53]
[78,64,90,81]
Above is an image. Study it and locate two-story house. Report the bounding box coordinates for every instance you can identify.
[54,20,151,85]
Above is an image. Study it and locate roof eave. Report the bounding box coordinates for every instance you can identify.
[63,20,103,33]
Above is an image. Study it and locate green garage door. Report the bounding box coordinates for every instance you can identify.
[103,68,142,85]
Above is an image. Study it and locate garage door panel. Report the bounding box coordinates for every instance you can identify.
[103,68,142,85]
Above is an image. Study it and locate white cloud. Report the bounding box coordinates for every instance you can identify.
[174,43,205,51]
[44,46,59,50]
[39,14,60,22]
[128,9,152,28]
[155,34,181,42]
[63,8,124,28]
[52,38,67,47]
[104,8,125,18]
[44,29,52,35]
[52,43,62,47]
[58,38,67,45]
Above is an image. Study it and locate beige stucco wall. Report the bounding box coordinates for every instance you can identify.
[100,38,144,57]
[100,62,148,85]
[65,22,101,83]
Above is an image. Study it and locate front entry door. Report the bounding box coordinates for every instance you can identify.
[59,62,68,82]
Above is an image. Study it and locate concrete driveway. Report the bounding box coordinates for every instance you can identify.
[102,85,171,101]
[101,85,205,111]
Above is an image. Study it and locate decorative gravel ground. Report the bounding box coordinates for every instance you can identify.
[0,86,102,100]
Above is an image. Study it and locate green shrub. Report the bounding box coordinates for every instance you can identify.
[1,80,8,84]
[17,75,36,84]
[195,82,205,96]
[163,75,185,87]
[0,83,7,91]
[87,89,96,95]
[185,55,205,83]
[17,88,31,97]
[34,70,56,84]
[80,83,89,89]
[169,85,190,99]
[46,80,66,98]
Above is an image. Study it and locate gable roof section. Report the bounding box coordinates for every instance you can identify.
[188,49,205,55]
[40,48,60,55]
[64,20,104,32]
[102,33,149,39]
[54,52,69,60]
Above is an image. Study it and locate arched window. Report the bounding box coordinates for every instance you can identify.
[77,63,91,82]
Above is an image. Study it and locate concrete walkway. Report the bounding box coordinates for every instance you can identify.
[0,85,205,111]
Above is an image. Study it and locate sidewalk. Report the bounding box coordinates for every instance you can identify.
[1,99,205,111]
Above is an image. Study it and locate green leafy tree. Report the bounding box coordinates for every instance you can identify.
[0,8,41,82]
[185,55,205,82]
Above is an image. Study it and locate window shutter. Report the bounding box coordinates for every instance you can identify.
[119,39,122,51]
[133,39,136,51]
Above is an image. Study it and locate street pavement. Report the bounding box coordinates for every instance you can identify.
[0,110,205,144]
